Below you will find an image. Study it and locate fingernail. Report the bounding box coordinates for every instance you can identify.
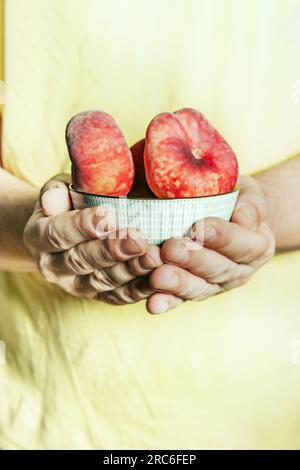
[121,238,144,255]
[154,298,169,314]
[96,229,117,240]
[93,208,116,233]
[178,246,189,262]
[170,242,189,263]
[183,239,202,252]
[165,272,179,289]
[204,225,217,242]
[41,187,70,215]
[235,204,257,229]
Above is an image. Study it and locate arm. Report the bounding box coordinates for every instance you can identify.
[0,168,39,271]
[0,170,161,305]
[255,155,300,251]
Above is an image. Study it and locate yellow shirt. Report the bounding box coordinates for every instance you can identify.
[1,0,300,449]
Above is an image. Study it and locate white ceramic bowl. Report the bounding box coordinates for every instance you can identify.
[70,185,239,245]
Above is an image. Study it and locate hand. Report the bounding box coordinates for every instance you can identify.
[24,174,162,303]
[147,176,276,314]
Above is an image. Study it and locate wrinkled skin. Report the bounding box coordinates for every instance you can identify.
[24,175,275,313]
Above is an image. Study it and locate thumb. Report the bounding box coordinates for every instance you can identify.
[40,173,72,216]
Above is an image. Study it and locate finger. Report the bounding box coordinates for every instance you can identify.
[106,244,162,282]
[127,244,162,275]
[146,293,183,314]
[26,205,117,254]
[40,227,149,275]
[40,173,72,216]
[161,238,254,284]
[149,264,220,300]
[73,265,134,297]
[249,222,276,268]
[231,175,268,230]
[99,277,155,305]
[73,244,161,297]
[193,217,269,264]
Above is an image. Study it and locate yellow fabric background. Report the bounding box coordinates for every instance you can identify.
[1,0,300,449]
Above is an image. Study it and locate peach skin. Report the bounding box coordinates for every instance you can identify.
[66,111,134,196]
[144,107,238,198]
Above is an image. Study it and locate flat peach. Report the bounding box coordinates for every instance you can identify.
[144,107,238,198]
[66,111,134,196]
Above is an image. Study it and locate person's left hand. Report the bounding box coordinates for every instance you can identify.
[146,176,276,314]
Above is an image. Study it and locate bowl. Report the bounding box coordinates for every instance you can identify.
[69,185,239,245]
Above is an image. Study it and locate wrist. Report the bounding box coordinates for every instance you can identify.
[253,172,276,229]
[253,166,297,251]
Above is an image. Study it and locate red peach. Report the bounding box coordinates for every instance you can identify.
[66,111,134,196]
[144,108,238,198]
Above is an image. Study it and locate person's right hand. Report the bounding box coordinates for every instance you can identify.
[23,174,161,303]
